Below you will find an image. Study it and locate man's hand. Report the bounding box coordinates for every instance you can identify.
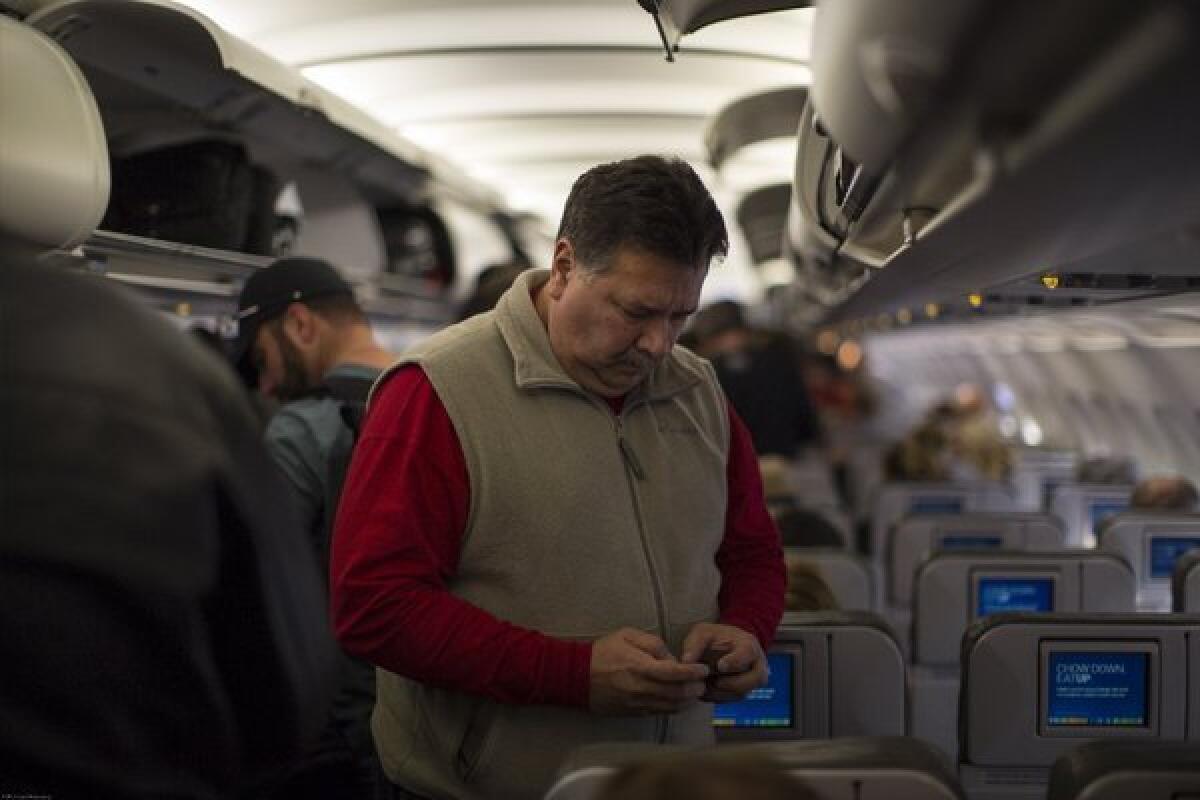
[681,622,767,703]
[589,628,710,715]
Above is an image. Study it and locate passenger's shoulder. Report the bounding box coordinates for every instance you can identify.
[268,394,342,437]
[670,344,721,387]
[402,311,499,363]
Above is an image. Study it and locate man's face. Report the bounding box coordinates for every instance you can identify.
[544,243,706,398]
[252,320,312,403]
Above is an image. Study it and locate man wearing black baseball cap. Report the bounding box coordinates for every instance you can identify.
[233,256,394,799]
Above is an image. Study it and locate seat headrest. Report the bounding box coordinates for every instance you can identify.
[0,16,109,252]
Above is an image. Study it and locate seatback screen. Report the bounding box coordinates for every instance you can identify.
[910,497,964,515]
[976,576,1054,616]
[1089,501,1127,531]
[713,652,793,729]
[940,534,1003,550]
[1046,650,1150,728]
[1149,536,1200,579]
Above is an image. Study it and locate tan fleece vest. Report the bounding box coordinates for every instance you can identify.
[373,269,729,800]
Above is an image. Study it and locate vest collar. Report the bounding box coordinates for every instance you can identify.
[495,268,702,404]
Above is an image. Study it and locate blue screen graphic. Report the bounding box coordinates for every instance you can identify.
[1046,651,1149,727]
[713,652,793,728]
[1089,501,1127,532]
[910,497,964,515]
[977,577,1054,616]
[940,534,1004,551]
[1149,537,1200,579]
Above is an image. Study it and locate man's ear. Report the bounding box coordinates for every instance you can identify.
[281,302,319,348]
[547,238,575,300]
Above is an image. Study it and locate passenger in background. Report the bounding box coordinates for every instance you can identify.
[458,259,527,320]
[1,261,336,799]
[883,419,951,481]
[687,299,821,458]
[945,384,1011,481]
[592,750,819,800]
[883,386,1011,482]
[1131,475,1199,511]
[785,557,840,612]
[233,256,396,800]
[760,456,844,548]
[332,155,785,800]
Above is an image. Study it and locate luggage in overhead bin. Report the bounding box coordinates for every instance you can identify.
[103,139,275,254]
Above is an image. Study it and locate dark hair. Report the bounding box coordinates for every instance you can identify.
[556,155,728,272]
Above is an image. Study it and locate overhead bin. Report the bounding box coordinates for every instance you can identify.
[736,184,790,265]
[792,0,1200,322]
[19,0,509,324]
[785,102,871,304]
[705,87,807,169]
[638,0,813,59]
[25,0,431,208]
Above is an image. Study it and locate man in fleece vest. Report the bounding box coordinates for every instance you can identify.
[331,155,786,800]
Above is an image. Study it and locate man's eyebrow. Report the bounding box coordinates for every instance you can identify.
[622,299,698,316]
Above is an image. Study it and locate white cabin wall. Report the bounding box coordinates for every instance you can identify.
[864,316,1200,486]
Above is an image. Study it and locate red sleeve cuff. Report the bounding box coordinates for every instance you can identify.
[556,641,594,709]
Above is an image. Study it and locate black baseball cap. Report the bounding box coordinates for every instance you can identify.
[232,256,354,382]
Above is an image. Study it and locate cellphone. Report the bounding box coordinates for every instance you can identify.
[700,643,743,674]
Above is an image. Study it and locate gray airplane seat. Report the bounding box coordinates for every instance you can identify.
[1012,449,1078,511]
[959,613,1200,800]
[908,551,1135,763]
[888,512,1067,611]
[1047,740,1200,799]
[1172,549,1200,612]
[713,611,905,745]
[882,511,1063,661]
[546,738,964,800]
[1049,483,1135,548]
[0,16,110,257]
[1097,511,1200,611]
[870,482,1017,561]
[869,483,1016,642]
[785,547,871,610]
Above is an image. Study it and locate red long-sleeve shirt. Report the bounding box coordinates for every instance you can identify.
[330,364,785,709]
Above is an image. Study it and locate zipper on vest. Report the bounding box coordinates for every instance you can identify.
[614,414,669,743]
[616,422,646,480]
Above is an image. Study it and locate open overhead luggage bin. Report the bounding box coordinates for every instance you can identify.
[705,86,806,169]
[637,0,812,60]
[19,0,506,324]
[795,0,1200,323]
[26,0,431,208]
[737,184,790,266]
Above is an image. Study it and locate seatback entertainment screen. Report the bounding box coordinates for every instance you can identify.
[940,534,1004,551]
[1089,501,1127,532]
[1045,650,1150,728]
[1149,536,1200,579]
[910,497,964,516]
[976,576,1054,616]
[713,652,794,729]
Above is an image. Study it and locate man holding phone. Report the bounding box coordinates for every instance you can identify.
[331,155,785,800]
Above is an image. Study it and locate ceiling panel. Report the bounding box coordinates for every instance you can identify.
[173,0,815,302]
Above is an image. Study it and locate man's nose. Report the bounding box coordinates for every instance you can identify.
[637,318,673,358]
